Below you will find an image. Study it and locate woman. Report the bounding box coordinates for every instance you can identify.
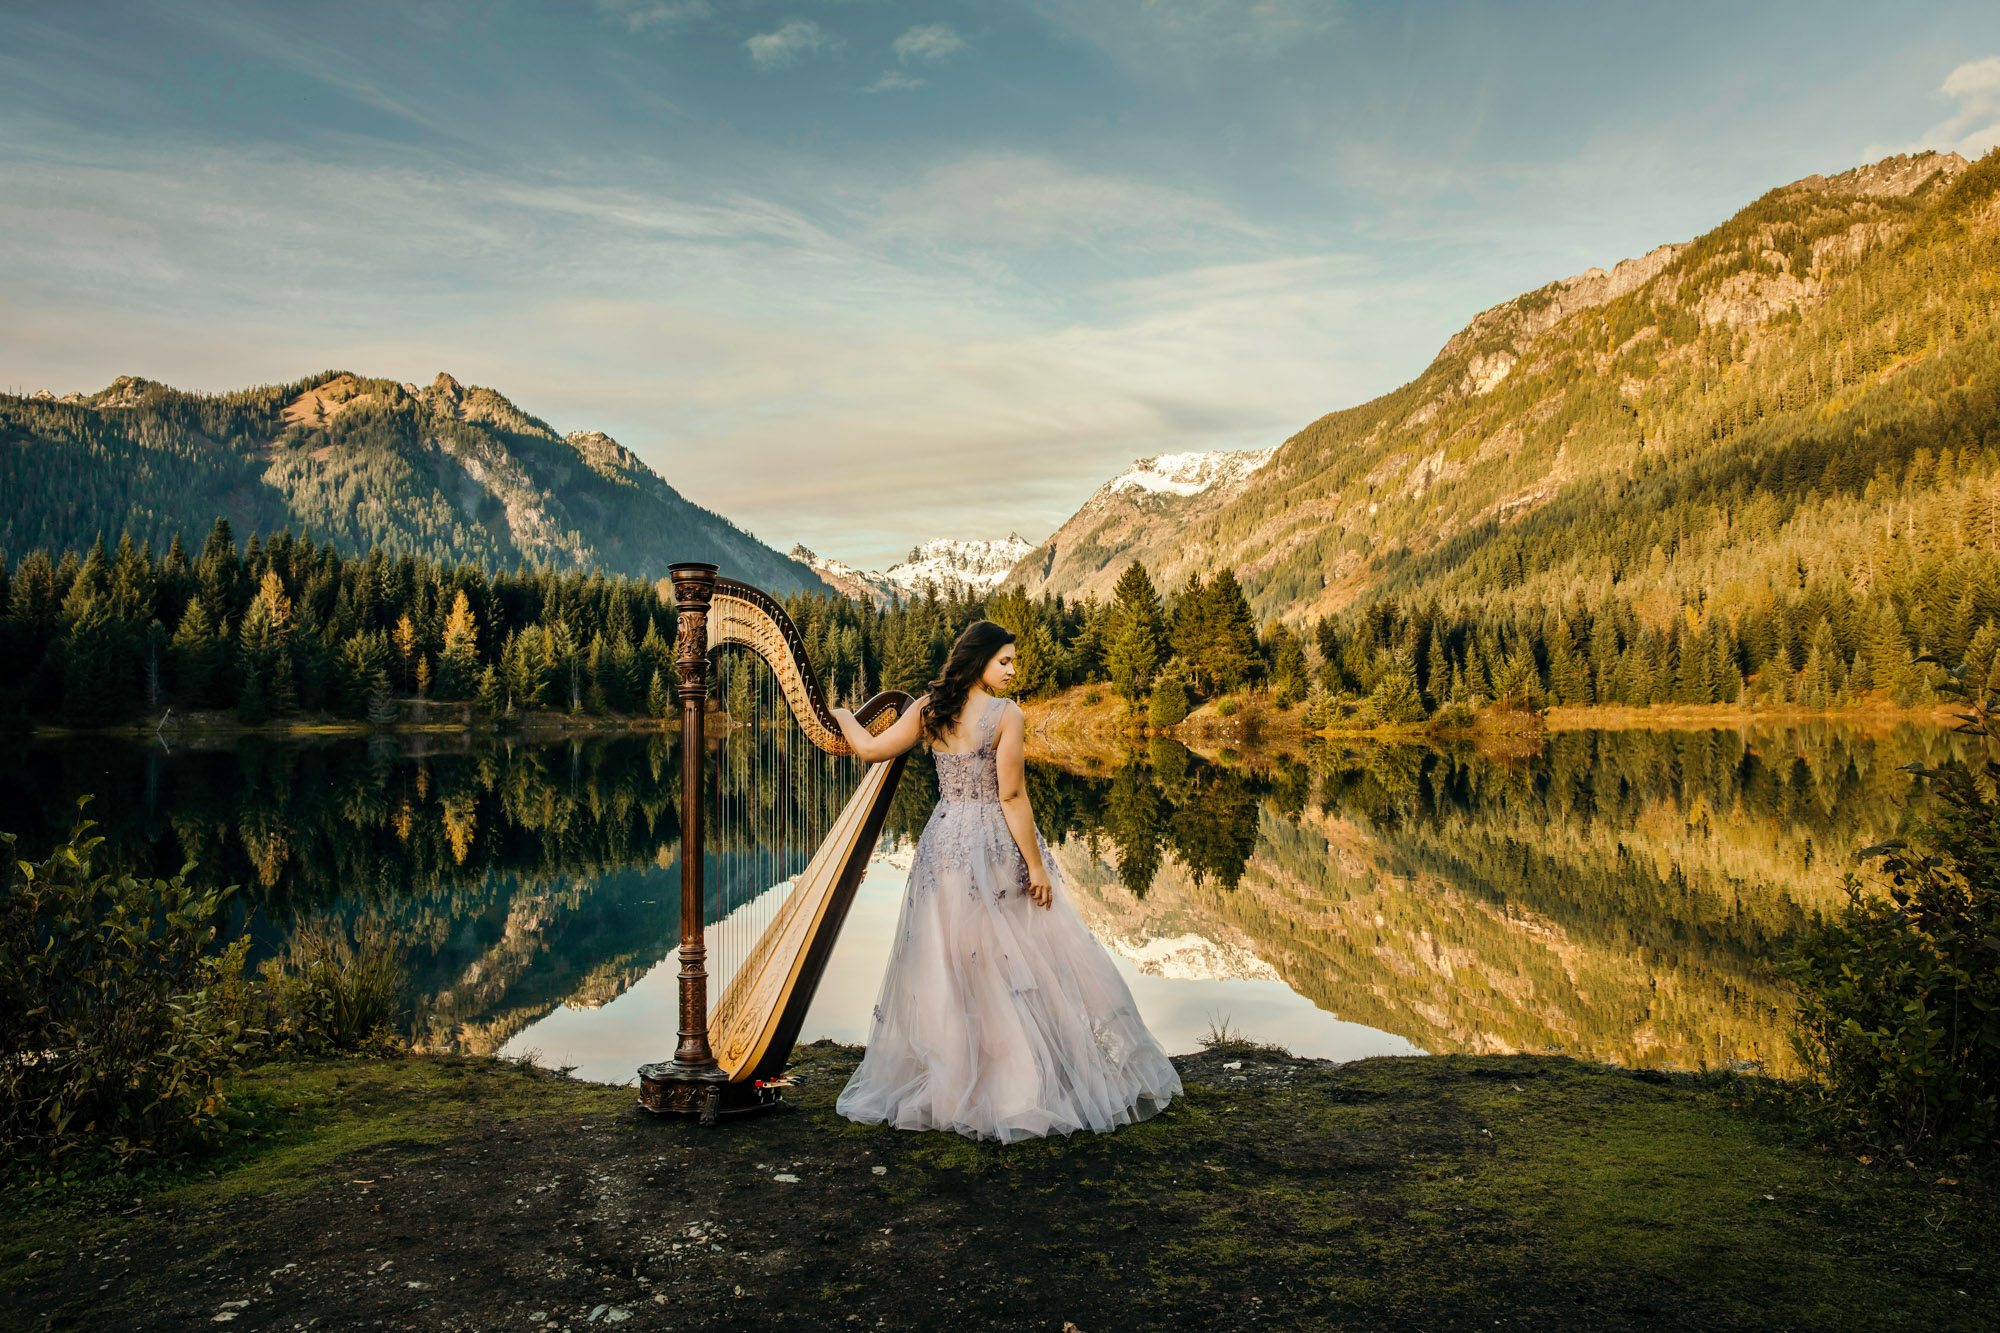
[828,619,1182,1142]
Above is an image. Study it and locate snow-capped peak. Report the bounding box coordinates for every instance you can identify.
[882,535,1033,597]
[789,535,1033,603]
[1103,448,1276,500]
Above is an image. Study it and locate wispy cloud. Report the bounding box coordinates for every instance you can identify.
[863,71,928,94]
[592,0,712,34]
[891,22,966,64]
[869,153,1264,250]
[746,18,839,70]
[1923,56,2000,157]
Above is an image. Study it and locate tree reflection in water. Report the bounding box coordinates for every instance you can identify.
[0,721,1973,1072]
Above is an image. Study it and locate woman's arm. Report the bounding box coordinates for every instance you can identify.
[993,702,1052,909]
[830,695,928,764]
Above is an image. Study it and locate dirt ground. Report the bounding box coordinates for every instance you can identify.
[4,1045,1994,1333]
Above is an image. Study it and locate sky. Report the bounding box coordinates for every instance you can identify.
[3,2,1998,570]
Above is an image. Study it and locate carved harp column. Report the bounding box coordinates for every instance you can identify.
[640,566,912,1123]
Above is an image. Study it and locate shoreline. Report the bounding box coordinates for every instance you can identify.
[3,1042,1990,1331]
[8,692,1965,752]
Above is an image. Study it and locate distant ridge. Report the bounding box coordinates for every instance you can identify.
[0,370,828,594]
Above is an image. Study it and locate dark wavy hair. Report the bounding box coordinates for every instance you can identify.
[920,620,1017,745]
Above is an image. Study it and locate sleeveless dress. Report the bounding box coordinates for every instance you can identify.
[836,696,1182,1142]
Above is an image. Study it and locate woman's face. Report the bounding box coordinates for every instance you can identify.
[982,642,1017,694]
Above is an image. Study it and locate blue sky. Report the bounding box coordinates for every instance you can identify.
[3,1,1997,569]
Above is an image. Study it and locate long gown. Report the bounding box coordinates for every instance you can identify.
[836,695,1182,1142]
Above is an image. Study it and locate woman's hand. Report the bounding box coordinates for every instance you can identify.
[1026,870,1052,910]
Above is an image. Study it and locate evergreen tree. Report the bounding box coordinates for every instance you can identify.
[170,595,224,707]
[1425,626,1451,709]
[1546,616,1589,705]
[1202,569,1260,695]
[1147,669,1190,729]
[1367,649,1427,725]
[475,663,504,714]
[237,662,269,724]
[1108,562,1165,705]
[438,590,480,699]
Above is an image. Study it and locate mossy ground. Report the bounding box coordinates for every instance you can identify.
[2,1046,1992,1332]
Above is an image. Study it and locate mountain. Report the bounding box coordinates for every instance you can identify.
[1004,149,1999,631]
[789,544,899,604]
[1005,449,1275,602]
[0,370,828,594]
[794,534,1035,604]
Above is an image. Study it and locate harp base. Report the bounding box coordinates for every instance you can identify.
[636,1063,794,1126]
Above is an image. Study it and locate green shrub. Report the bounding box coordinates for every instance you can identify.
[0,800,250,1167]
[1429,700,1478,729]
[1147,676,1191,729]
[260,919,404,1055]
[1787,663,2000,1153]
[1082,686,1102,706]
[1215,696,1238,718]
[1273,674,1304,709]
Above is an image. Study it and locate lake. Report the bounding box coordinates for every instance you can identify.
[1,720,1970,1085]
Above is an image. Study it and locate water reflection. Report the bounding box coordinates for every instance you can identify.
[0,721,1973,1078]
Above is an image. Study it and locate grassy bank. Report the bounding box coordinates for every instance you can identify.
[5,1045,1992,1332]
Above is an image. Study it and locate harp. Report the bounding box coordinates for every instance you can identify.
[638,563,913,1123]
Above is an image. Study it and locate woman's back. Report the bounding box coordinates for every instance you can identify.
[931,695,1005,806]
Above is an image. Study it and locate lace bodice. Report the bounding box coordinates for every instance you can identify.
[932,696,1006,804]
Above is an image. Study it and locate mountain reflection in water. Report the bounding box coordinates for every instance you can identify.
[0,721,1970,1078]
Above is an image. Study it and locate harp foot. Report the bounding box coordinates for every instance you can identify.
[636,1063,796,1124]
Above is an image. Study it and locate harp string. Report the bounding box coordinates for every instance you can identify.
[704,641,864,1017]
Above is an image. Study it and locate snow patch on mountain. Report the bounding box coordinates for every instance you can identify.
[790,535,1033,603]
[1100,448,1276,502]
[789,544,898,603]
[883,535,1034,596]
[1106,931,1282,983]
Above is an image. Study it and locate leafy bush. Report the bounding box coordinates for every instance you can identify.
[1787,663,2000,1153]
[1429,700,1478,729]
[1082,686,1102,706]
[0,800,250,1166]
[1147,675,1191,729]
[1215,696,1239,718]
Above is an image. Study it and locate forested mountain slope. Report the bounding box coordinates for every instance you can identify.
[0,370,825,594]
[1010,150,1999,645]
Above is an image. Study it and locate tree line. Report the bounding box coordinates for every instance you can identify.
[0,519,682,726]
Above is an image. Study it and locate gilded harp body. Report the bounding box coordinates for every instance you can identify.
[639,564,912,1121]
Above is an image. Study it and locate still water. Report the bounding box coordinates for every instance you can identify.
[3,722,1972,1083]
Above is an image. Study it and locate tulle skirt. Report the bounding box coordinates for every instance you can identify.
[836,799,1182,1142]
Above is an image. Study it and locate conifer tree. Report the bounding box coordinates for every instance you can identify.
[1546,617,1589,704]
[438,590,480,699]
[1108,562,1164,706]
[1147,665,1190,729]
[476,664,504,714]
[1367,649,1426,724]
[1202,569,1260,695]
[1425,626,1451,709]
[237,662,268,724]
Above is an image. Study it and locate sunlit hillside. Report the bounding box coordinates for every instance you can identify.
[1010,150,2000,640]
